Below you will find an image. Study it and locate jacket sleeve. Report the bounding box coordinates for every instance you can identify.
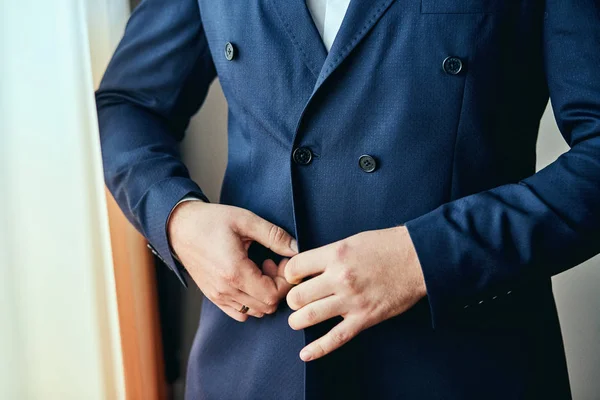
[404,0,600,328]
[95,0,217,286]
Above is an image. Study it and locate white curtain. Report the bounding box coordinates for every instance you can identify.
[0,0,128,398]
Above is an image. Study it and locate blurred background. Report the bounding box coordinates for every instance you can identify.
[1,0,598,399]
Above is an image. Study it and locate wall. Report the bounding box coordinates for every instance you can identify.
[538,105,600,400]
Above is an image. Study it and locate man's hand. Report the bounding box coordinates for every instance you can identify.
[168,201,296,321]
[284,226,426,361]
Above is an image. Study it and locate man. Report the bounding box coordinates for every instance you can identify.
[96,0,600,398]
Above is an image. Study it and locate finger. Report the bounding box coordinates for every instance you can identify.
[219,305,250,322]
[262,258,281,280]
[284,249,328,284]
[299,317,361,362]
[286,273,334,310]
[231,288,277,315]
[228,299,265,318]
[236,213,298,257]
[288,295,342,330]
[235,258,282,306]
[263,258,294,297]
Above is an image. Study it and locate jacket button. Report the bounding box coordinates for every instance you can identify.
[225,42,236,61]
[293,147,313,165]
[443,56,463,75]
[358,155,377,173]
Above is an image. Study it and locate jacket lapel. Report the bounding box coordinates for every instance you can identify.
[314,0,398,92]
[271,0,328,79]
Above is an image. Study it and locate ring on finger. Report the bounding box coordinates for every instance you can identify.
[239,304,249,314]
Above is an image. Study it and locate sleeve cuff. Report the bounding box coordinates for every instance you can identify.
[136,176,210,288]
[404,206,471,329]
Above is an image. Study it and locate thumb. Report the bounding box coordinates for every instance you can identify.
[238,213,298,257]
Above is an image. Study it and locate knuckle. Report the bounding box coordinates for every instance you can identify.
[268,224,286,248]
[265,305,278,314]
[265,306,277,314]
[331,329,348,345]
[214,282,231,296]
[222,269,241,286]
[306,307,318,323]
[233,211,254,233]
[314,342,327,357]
[334,241,350,262]
[263,294,279,307]
[356,295,370,311]
[247,264,261,278]
[212,289,226,301]
[340,267,358,291]
[236,210,254,226]
[291,289,303,308]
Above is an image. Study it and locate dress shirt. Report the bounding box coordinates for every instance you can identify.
[306,0,352,52]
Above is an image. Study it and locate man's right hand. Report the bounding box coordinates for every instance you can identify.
[167,200,297,322]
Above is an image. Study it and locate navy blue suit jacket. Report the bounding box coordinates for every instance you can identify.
[96,0,600,398]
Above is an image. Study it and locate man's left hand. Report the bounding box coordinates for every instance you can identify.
[284,226,427,362]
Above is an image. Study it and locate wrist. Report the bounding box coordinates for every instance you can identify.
[167,198,207,257]
[395,226,427,299]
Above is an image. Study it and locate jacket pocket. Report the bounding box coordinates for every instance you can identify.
[421,0,505,14]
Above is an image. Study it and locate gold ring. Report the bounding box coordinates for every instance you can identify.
[239,305,249,314]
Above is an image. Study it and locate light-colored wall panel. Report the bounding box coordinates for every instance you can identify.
[539,104,600,400]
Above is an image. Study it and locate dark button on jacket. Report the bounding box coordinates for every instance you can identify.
[293,147,313,165]
[359,155,377,172]
[443,56,463,75]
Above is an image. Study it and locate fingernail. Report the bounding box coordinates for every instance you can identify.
[290,239,299,253]
[300,349,312,361]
